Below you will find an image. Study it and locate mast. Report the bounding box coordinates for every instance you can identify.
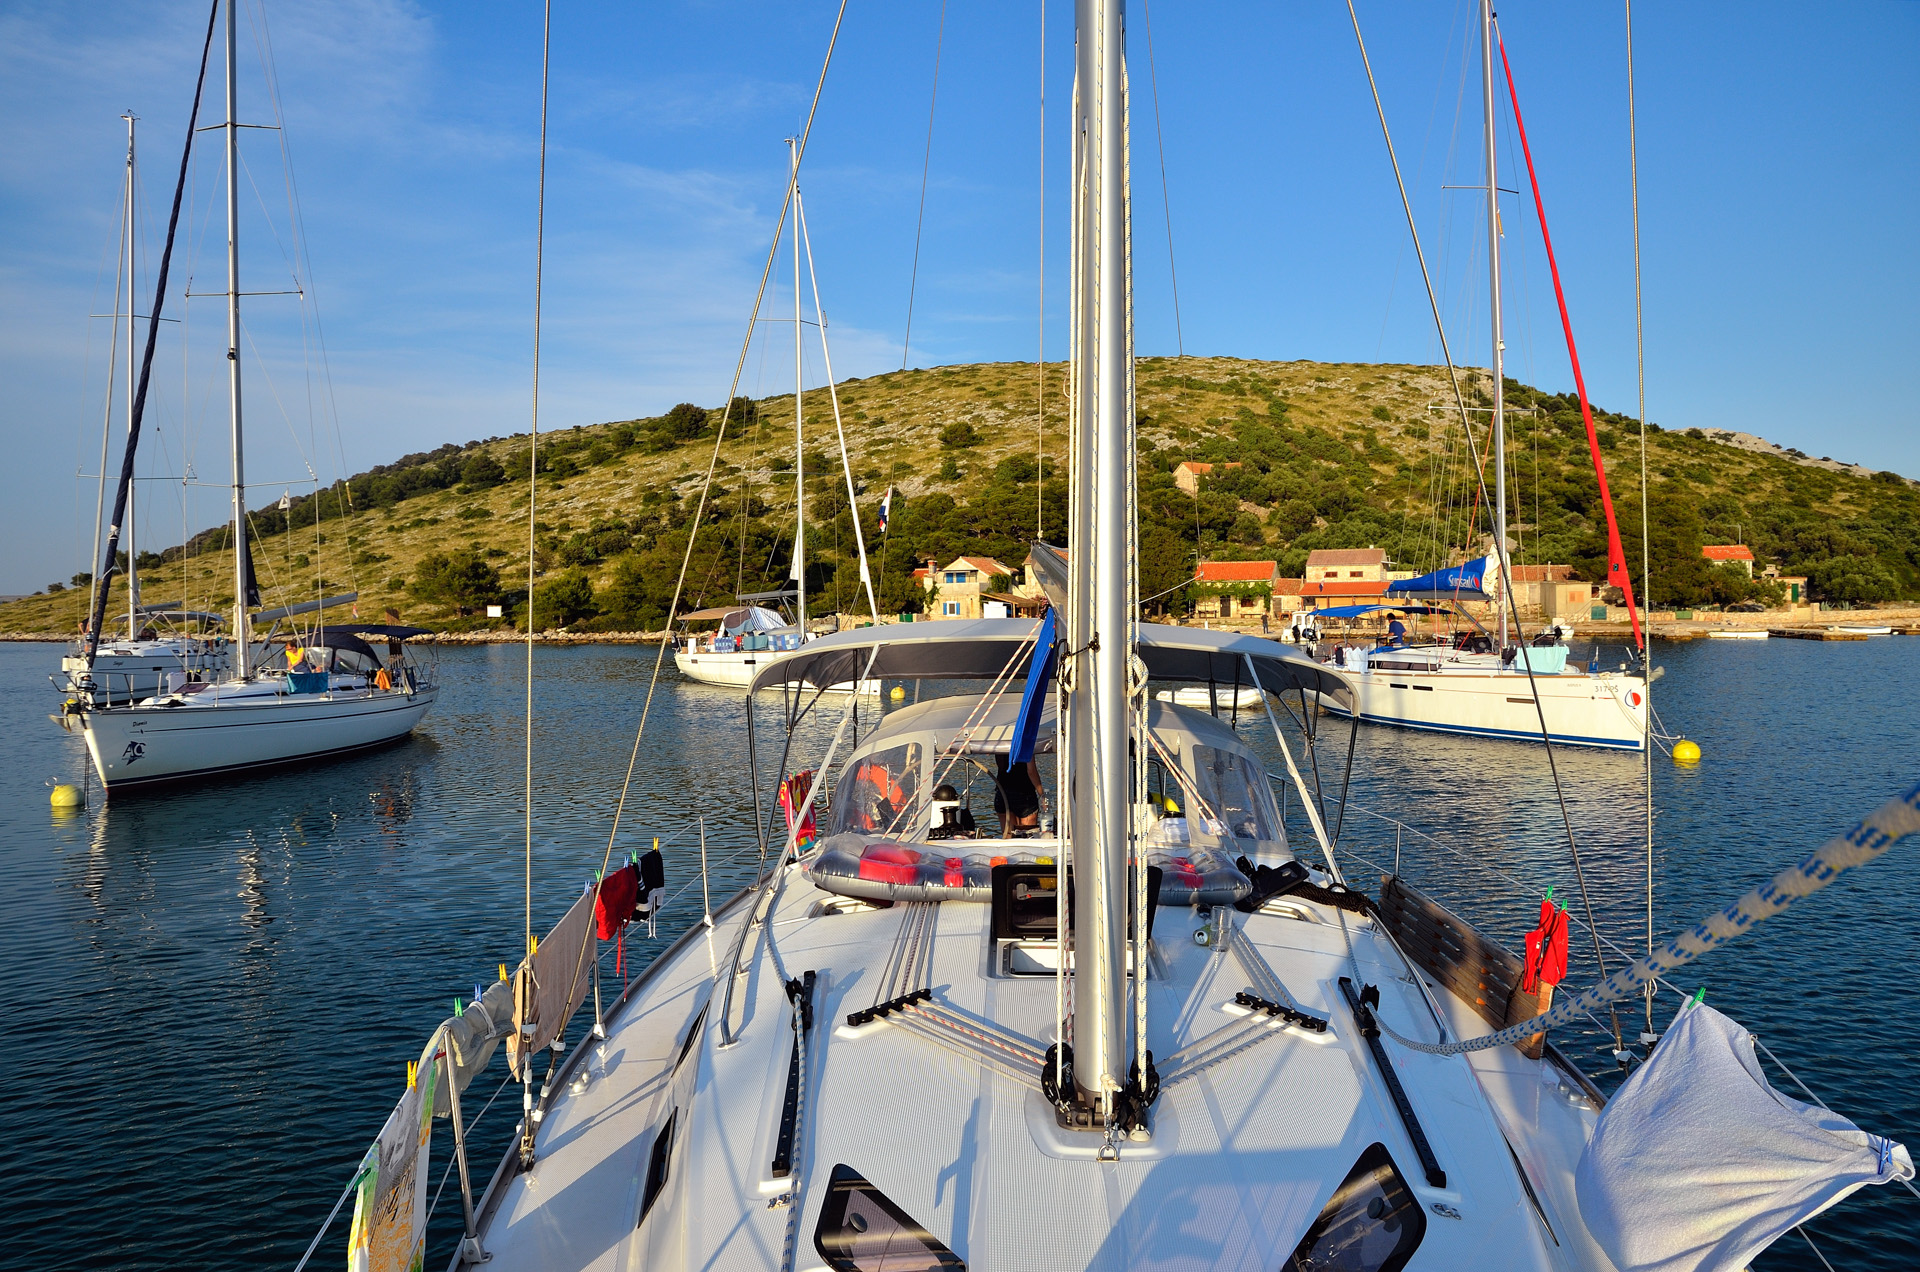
[789,138,807,636]
[88,123,134,635]
[224,0,250,678]
[125,113,141,630]
[1066,0,1133,1118]
[1480,0,1508,651]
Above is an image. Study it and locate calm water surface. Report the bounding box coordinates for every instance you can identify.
[2,636,1915,1269]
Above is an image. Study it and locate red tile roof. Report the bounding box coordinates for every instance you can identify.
[1273,577,1305,596]
[1701,545,1755,562]
[1194,560,1278,583]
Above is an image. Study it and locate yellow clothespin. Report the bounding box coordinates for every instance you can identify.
[407,1059,418,1089]
[498,962,508,982]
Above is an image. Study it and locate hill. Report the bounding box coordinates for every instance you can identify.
[7,356,1917,636]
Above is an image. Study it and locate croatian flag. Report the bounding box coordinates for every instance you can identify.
[878,485,893,533]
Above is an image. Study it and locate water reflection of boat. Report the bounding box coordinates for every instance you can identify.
[1707,629,1769,640]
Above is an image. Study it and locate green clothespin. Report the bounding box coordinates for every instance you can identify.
[1544,886,1554,901]
[453,997,463,1015]
[1688,986,1706,1008]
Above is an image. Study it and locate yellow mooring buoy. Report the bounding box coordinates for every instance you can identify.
[49,784,84,809]
[889,685,906,701]
[1671,739,1702,765]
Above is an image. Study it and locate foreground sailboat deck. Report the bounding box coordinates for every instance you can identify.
[465,854,1600,1271]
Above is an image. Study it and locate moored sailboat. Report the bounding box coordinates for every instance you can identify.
[65,0,434,792]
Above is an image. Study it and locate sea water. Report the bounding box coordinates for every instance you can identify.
[1,637,1914,1269]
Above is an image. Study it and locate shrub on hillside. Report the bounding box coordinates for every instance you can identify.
[939,421,981,449]
[461,452,506,489]
[530,569,595,628]
[411,549,502,616]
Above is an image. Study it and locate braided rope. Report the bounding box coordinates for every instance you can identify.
[1379,785,1920,1057]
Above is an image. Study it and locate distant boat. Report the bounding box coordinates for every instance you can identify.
[1707,629,1769,640]
[1831,624,1892,636]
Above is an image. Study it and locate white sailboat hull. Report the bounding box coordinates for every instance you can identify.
[1316,668,1647,751]
[79,684,436,789]
[675,647,879,694]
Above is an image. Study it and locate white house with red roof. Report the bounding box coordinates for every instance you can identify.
[1702,544,1756,578]
[922,555,1017,619]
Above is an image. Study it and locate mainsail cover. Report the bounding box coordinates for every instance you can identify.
[1386,554,1497,602]
[1576,1000,1912,1272]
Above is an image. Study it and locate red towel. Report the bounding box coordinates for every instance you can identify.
[1522,899,1569,992]
[596,862,641,939]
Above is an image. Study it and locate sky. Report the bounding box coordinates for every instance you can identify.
[1,0,1914,596]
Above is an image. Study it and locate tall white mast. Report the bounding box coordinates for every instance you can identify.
[789,137,807,635]
[124,112,141,630]
[1480,0,1508,651]
[1066,0,1134,1118]
[224,0,250,677]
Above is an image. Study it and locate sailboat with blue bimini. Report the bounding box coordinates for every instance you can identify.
[1309,9,1648,753]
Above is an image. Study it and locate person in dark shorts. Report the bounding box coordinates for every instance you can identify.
[992,753,1045,836]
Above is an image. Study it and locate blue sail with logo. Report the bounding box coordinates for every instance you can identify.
[1386,553,1495,601]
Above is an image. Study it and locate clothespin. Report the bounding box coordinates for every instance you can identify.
[1688,986,1706,1007]
[407,1059,419,1089]
[453,998,464,1016]
[498,963,508,982]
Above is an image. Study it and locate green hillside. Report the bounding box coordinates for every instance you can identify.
[8,356,1916,635]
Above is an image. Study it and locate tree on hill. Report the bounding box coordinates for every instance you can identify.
[461,451,506,489]
[411,550,501,616]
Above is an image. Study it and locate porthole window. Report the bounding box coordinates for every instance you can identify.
[813,1163,965,1271]
[1281,1142,1426,1272]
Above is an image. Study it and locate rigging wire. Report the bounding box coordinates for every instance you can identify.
[1625,0,1657,1035]
[563,2,854,1027]
[525,0,552,992]
[900,0,947,370]
[1036,0,1046,540]
[1140,0,1183,357]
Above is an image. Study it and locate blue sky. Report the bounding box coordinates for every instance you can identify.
[2,0,1914,596]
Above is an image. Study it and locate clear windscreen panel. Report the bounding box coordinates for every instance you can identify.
[830,743,924,838]
[1189,745,1281,843]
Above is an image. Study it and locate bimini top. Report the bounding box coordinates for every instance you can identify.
[678,605,786,635]
[749,617,1352,700]
[1386,554,1496,601]
[1313,603,1448,619]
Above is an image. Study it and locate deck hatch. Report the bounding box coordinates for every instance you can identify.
[813,1163,964,1271]
[637,1109,675,1228]
[1281,1141,1427,1272]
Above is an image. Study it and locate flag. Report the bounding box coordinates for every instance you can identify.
[878,486,893,534]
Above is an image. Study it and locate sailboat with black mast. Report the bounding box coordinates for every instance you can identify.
[65,0,435,792]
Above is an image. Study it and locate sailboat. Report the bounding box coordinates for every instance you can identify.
[305,7,1913,1271]
[1310,19,1649,753]
[65,0,435,791]
[674,140,879,696]
[58,114,230,706]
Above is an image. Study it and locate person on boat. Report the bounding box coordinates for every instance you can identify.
[1387,616,1408,647]
[992,753,1045,837]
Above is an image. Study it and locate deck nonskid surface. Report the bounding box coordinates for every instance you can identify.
[473,867,1577,1270]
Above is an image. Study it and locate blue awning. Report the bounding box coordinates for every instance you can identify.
[1387,554,1495,600]
[1312,603,1448,619]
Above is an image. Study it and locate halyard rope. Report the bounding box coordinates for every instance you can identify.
[1376,785,1920,1056]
